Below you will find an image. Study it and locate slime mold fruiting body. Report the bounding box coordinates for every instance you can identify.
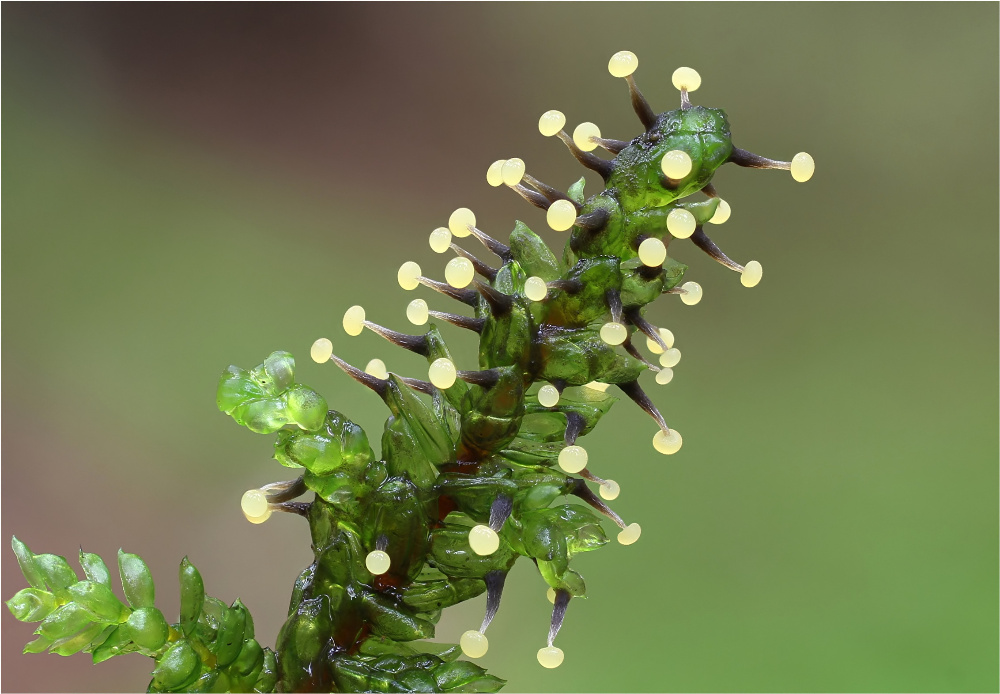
[7,51,812,693]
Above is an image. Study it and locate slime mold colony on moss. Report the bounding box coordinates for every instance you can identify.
[7,50,812,693]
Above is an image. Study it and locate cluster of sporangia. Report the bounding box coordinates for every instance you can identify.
[8,51,812,693]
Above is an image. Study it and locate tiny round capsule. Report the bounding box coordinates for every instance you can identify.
[652,429,683,455]
[537,646,565,669]
[572,122,601,152]
[600,322,628,346]
[461,630,489,658]
[638,237,667,267]
[538,384,560,408]
[660,149,693,179]
[486,159,506,187]
[448,208,475,238]
[671,66,702,92]
[680,281,703,306]
[599,479,620,500]
[469,525,500,556]
[709,199,731,225]
[659,348,681,368]
[646,327,675,354]
[406,298,429,325]
[241,489,269,518]
[790,152,815,182]
[655,367,675,385]
[365,550,391,575]
[538,110,566,137]
[445,257,475,288]
[310,338,333,364]
[364,358,388,380]
[558,445,588,474]
[397,261,422,291]
[617,522,642,545]
[501,158,526,186]
[429,227,452,253]
[547,199,577,232]
[428,358,457,389]
[608,50,638,77]
[343,305,366,336]
[666,208,697,239]
[741,260,763,288]
[524,276,548,302]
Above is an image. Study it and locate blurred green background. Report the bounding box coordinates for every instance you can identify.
[2,4,996,692]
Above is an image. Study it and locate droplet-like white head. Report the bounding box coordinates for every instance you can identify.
[365,550,391,575]
[343,305,366,336]
[638,237,667,267]
[469,525,500,556]
[679,281,703,306]
[397,261,422,291]
[741,260,763,288]
[310,338,333,364]
[406,298,429,325]
[671,66,702,92]
[364,358,388,380]
[428,358,457,389]
[790,152,815,182]
[429,227,452,254]
[538,384,560,408]
[547,199,577,232]
[572,122,601,152]
[558,445,588,473]
[660,149,693,179]
[461,630,489,658]
[617,522,642,545]
[241,489,269,520]
[666,208,697,239]
[608,50,638,78]
[445,257,475,288]
[501,158,526,186]
[448,208,476,238]
[652,429,683,455]
[524,276,548,302]
[655,367,675,385]
[486,159,506,187]
[600,322,628,346]
[538,110,566,137]
[599,479,621,500]
[646,327,675,354]
[659,348,681,368]
[537,646,565,669]
[709,199,731,225]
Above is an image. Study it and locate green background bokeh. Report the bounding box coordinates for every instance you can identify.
[2,4,996,692]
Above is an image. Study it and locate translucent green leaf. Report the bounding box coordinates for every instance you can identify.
[434,660,506,693]
[6,587,57,622]
[152,639,200,690]
[213,600,246,668]
[38,602,93,641]
[284,385,328,432]
[50,621,107,656]
[178,557,204,637]
[11,537,46,589]
[79,550,112,586]
[35,553,78,595]
[118,550,155,609]
[122,606,169,650]
[262,351,296,393]
[216,365,264,415]
[566,176,587,205]
[69,580,129,623]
